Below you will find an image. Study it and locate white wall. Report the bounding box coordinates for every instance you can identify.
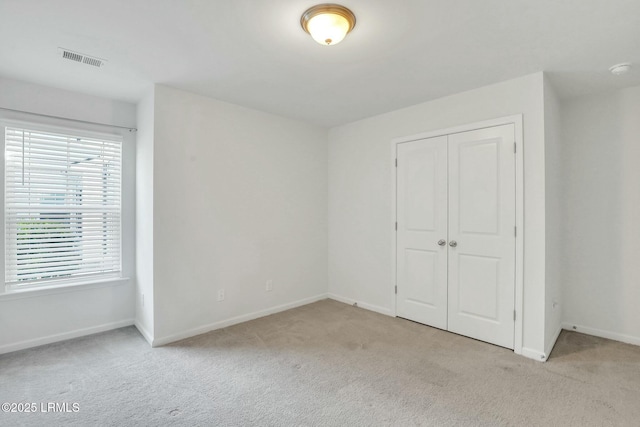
[135,88,155,342]
[543,76,563,355]
[561,85,640,346]
[0,76,137,354]
[328,73,549,359]
[150,85,328,343]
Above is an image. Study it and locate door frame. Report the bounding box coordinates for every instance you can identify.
[390,115,524,355]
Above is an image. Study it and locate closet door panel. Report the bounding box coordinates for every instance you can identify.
[447,124,516,349]
[396,136,448,329]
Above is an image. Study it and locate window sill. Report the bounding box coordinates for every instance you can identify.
[0,277,131,301]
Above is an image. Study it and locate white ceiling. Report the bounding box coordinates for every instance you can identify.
[1,0,639,127]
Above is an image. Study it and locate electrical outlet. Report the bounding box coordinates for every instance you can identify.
[217,289,225,301]
[266,280,273,292]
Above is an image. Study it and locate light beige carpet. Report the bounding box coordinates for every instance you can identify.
[1,299,639,426]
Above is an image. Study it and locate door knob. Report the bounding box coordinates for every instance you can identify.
[437,239,446,246]
[449,240,457,247]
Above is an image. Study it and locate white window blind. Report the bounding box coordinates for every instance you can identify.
[4,126,122,288]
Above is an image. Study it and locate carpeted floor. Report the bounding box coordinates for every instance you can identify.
[1,299,639,426]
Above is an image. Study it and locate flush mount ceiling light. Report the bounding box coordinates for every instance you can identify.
[301,4,356,46]
[609,63,632,75]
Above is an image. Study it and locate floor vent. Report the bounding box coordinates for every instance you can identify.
[58,48,106,68]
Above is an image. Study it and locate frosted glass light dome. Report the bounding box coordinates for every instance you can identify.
[301,4,356,46]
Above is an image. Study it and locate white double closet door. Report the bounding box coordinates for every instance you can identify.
[396,124,516,349]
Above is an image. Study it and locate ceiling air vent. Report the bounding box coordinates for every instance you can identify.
[58,48,106,68]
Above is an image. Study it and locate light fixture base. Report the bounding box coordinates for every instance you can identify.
[609,63,632,76]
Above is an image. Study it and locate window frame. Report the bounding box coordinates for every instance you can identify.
[1,119,125,293]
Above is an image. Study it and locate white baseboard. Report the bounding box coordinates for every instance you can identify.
[0,318,135,355]
[327,293,394,317]
[134,320,154,346]
[152,293,329,347]
[520,327,562,363]
[562,322,640,347]
[545,326,563,359]
[521,347,547,362]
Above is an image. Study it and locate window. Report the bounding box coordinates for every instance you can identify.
[4,125,122,289]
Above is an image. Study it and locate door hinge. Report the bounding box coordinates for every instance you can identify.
[514,226,517,237]
[513,310,516,321]
[395,222,398,231]
[395,285,397,294]
[514,142,517,154]
[395,158,398,167]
